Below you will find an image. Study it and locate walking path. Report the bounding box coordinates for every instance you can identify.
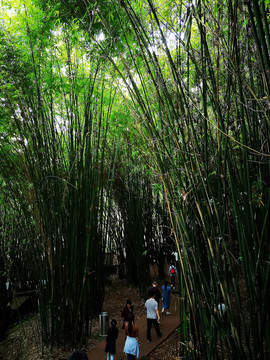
[87,290,181,360]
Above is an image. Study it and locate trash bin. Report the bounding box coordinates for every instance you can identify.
[99,311,109,336]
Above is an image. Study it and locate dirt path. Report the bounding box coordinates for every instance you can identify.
[88,281,180,360]
[87,290,181,360]
[0,277,183,359]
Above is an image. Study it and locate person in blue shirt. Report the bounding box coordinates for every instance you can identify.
[161,280,172,315]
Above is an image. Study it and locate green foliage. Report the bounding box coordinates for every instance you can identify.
[0,2,121,346]
[0,0,269,358]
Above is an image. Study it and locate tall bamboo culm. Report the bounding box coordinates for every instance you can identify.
[95,0,270,358]
[0,22,117,346]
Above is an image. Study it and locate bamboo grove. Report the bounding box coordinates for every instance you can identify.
[0,0,269,359]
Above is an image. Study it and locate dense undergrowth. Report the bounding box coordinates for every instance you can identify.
[0,0,269,358]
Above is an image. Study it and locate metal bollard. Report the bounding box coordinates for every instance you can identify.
[99,311,109,336]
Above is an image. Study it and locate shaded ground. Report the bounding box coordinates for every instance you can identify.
[0,277,181,360]
[88,276,181,359]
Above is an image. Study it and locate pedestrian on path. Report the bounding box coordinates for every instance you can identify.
[121,299,133,329]
[145,289,162,342]
[161,280,171,315]
[67,350,88,359]
[147,281,161,308]
[105,319,119,360]
[169,263,177,289]
[123,312,140,360]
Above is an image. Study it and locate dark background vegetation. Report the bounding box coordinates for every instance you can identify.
[0,0,269,359]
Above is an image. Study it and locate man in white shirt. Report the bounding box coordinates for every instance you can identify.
[147,281,161,309]
[145,290,162,342]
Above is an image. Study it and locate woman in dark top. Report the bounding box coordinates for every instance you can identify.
[121,299,133,329]
[105,319,119,360]
[123,313,139,360]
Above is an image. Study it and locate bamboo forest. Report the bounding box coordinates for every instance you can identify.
[0,0,269,359]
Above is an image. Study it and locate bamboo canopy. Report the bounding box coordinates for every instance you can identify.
[0,0,269,358]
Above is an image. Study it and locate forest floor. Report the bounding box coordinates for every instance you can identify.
[0,277,181,360]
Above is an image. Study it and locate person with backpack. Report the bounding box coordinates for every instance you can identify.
[169,263,177,289]
[105,319,119,360]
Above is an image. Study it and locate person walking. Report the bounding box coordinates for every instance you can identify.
[147,281,161,308]
[161,280,171,314]
[169,263,177,289]
[105,319,119,360]
[67,350,88,359]
[121,299,133,329]
[123,312,140,360]
[145,289,162,342]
